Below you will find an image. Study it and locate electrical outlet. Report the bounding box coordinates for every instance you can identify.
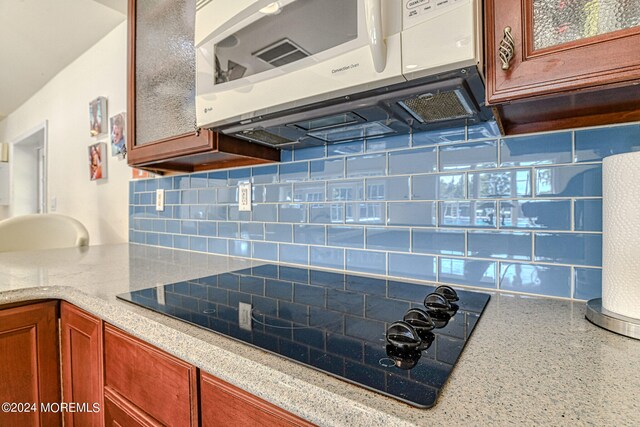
[156,284,166,305]
[238,183,252,212]
[156,189,165,211]
[239,302,252,331]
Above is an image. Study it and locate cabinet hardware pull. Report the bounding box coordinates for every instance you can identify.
[499,26,515,70]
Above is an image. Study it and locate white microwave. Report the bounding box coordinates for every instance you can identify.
[195,0,487,147]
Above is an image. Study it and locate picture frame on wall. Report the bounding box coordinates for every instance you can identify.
[89,96,108,137]
[88,143,107,181]
[110,112,127,157]
[132,168,151,179]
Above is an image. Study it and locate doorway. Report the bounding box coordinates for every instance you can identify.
[10,122,48,216]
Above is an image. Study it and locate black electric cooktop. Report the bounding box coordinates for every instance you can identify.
[117,264,490,408]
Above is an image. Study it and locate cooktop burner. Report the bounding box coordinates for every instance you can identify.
[117,264,490,408]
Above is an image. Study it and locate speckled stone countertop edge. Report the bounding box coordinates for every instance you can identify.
[0,285,424,427]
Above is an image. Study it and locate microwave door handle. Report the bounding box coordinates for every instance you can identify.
[364,0,386,73]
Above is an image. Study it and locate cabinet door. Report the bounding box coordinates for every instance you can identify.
[104,324,198,426]
[200,372,315,427]
[126,0,279,173]
[60,302,104,427]
[0,301,61,427]
[486,0,640,103]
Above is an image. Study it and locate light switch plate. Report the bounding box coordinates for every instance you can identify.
[156,189,165,211]
[238,183,252,212]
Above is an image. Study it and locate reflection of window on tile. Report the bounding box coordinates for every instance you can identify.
[439,201,496,228]
[348,203,382,224]
[310,204,343,224]
[367,183,385,200]
[331,204,344,223]
[499,200,571,230]
[294,183,325,202]
[438,174,465,199]
[440,258,465,276]
[328,180,364,201]
[535,165,602,197]
[537,169,552,194]
[469,170,531,198]
[439,258,496,288]
[337,188,352,200]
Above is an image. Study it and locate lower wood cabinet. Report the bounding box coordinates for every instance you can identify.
[0,301,314,427]
[60,302,104,427]
[104,387,162,427]
[103,324,199,427]
[200,372,314,427]
[0,301,61,427]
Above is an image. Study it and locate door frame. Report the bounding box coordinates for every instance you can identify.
[9,120,49,215]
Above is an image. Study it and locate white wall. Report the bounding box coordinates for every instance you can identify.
[0,22,129,244]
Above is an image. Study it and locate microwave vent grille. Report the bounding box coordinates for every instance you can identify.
[253,38,309,68]
[239,129,294,146]
[398,90,474,123]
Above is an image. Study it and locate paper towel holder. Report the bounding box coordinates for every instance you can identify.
[586,298,640,340]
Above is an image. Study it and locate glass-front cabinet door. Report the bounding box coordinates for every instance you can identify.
[127,0,280,173]
[127,0,215,168]
[134,0,198,146]
[532,0,640,51]
[486,0,640,104]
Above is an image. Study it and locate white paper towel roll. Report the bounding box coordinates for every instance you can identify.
[603,151,640,320]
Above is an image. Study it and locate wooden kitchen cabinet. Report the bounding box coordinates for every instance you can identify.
[200,372,315,427]
[103,324,199,426]
[60,302,104,427]
[126,0,279,174]
[486,0,640,135]
[0,301,61,427]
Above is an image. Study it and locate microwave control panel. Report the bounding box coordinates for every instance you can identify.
[403,0,470,29]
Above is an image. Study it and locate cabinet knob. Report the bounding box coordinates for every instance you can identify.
[499,26,515,70]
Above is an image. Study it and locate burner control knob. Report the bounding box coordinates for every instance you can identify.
[435,285,459,302]
[402,308,435,333]
[423,292,451,314]
[385,320,422,351]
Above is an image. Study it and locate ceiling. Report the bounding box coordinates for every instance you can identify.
[0,0,126,121]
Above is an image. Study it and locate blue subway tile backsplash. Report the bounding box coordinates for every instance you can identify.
[128,121,637,301]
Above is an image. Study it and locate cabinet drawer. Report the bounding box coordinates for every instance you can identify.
[104,324,197,427]
[104,388,161,427]
[200,372,314,427]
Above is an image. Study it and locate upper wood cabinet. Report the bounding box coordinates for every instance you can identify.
[126,0,279,174]
[486,0,640,135]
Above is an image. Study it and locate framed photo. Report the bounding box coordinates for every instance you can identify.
[110,112,127,156]
[132,168,151,179]
[89,96,108,137]
[88,143,107,181]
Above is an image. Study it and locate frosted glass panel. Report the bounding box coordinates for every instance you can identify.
[533,0,640,50]
[135,0,197,146]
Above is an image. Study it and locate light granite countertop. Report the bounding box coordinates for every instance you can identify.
[0,243,638,426]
